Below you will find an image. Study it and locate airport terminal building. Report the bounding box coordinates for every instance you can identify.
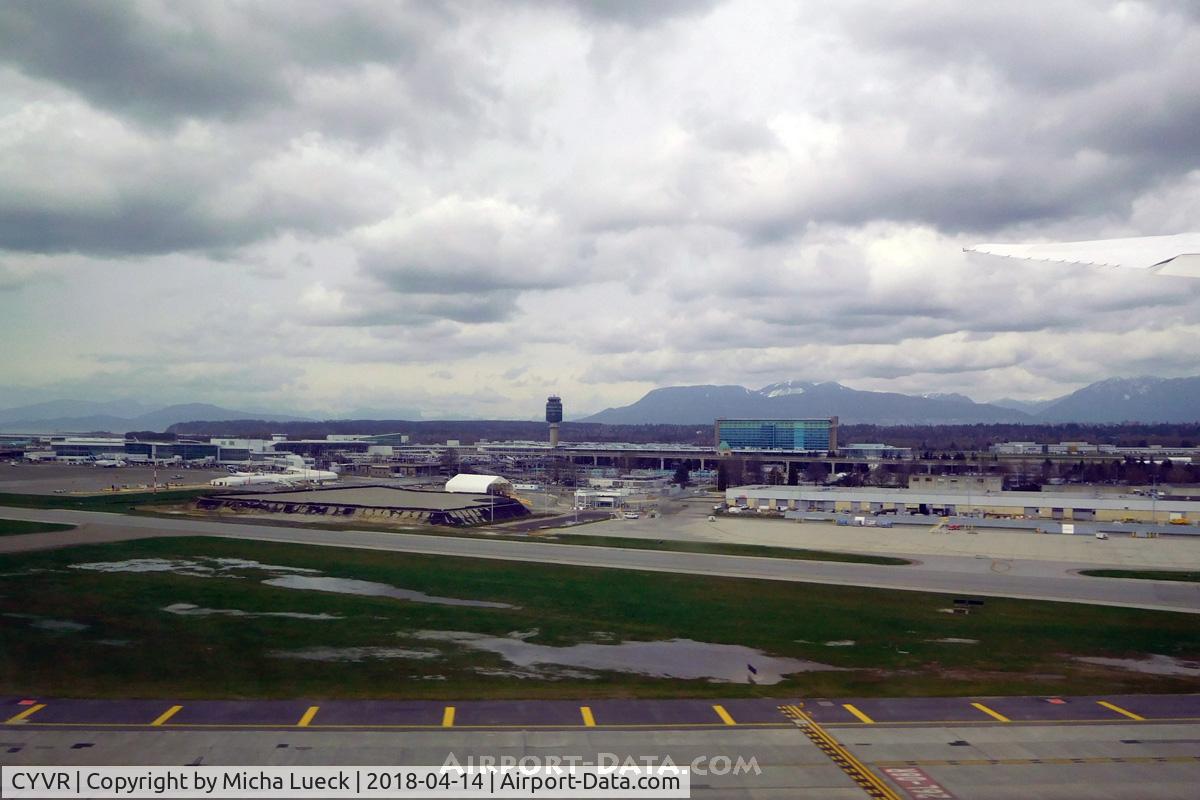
[716,418,838,452]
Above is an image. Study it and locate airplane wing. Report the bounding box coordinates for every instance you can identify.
[965,233,1200,278]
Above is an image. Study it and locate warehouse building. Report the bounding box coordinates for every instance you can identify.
[725,484,1200,525]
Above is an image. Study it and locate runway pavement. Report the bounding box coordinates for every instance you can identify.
[1,506,1199,613]
[5,694,1200,731]
[5,696,1200,799]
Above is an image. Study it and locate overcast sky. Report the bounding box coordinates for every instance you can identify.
[2,1,1199,419]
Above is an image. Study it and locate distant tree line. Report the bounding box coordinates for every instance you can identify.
[161,419,1200,450]
[165,419,714,445]
[841,422,1200,450]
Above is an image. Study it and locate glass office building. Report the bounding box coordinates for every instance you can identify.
[124,441,221,460]
[715,417,838,452]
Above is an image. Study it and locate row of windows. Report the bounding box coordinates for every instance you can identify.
[52,442,246,460]
[716,419,834,451]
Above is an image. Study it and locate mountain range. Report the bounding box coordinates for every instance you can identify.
[580,377,1200,425]
[2,375,1197,432]
[0,401,312,433]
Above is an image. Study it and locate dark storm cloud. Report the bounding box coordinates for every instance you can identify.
[0,2,278,122]
[561,0,720,27]
[811,1,1200,233]
[0,123,394,255]
[0,193,313,258]
[0,1,465,125]
[0,2,500,256]
[837,1,1175,92]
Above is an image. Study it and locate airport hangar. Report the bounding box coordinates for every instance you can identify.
[195,475,530,527]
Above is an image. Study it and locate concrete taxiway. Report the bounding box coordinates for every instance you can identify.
[1,507,1198,613]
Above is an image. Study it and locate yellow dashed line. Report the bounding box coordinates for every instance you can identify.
[297,706,319,727]
[5,720,790,731]
[712,704,736,726]
[580,706,596,727]
[1097,701,1145,721]
[4,704,46,724]
[971,702,1011,723]
[150,705,182,727]
[843,703,875,724]
[442,706,455,728]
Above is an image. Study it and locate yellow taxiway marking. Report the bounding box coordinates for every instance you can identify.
[712,705,736,726]
[442,706,455,728]
[779,704,902,800]
[1097,701,1145,721]
[971,702,1011,723]
[843,704,875,724]
[580,706,596,727]
[5,704,46,724]
[150,705,182,727]
[4,720,791,731]
[297,706,320,727]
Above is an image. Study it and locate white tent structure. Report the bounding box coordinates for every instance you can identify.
[444,474,513,495]
[966,233,1200,278]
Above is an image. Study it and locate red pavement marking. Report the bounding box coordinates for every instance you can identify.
[17,700,36,706]
[882,766,957,800]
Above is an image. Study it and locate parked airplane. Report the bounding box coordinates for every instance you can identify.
[966,232,1200,278]
[210,466,339,488]
[92,459,126,468]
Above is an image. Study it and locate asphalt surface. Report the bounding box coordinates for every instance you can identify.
[1,507,1198,613]
[5,697,1200,799]
[0,464,229,494]
[495,509,613,532]
[5,694,1200,731]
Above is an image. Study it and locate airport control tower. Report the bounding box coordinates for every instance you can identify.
[546,395,563,448]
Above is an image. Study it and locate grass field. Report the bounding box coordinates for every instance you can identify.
[1080,568,1200,583]
[0,489,212,513]
[2,536,1197,700]
[0,519,75,536]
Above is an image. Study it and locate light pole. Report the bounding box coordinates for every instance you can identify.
[1152,474,1158,527]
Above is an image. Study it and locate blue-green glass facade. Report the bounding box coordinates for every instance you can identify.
[715,418,837,452]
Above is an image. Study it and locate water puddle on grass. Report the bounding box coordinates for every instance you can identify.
[262,575,516,609]
[162,603,341,620]
[411,631,843,684]
[69,557,515,609]
[1074,654,1200,677]
[70,558,320,578]
[268,646,440,662]
[3,612,88,632]
[474,666,600,681]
